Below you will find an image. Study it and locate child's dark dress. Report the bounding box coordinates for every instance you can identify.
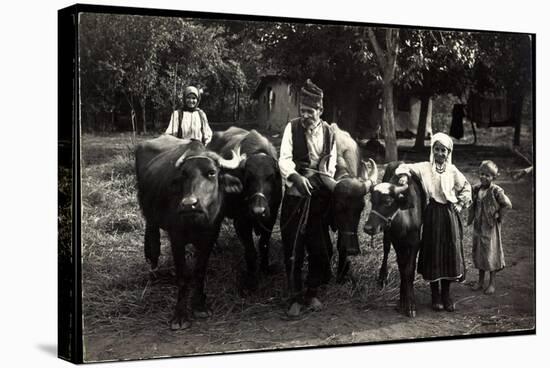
[468,183,512,272]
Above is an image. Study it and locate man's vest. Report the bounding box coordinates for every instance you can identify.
[290,118,334,176]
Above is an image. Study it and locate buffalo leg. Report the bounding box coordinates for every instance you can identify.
[169,235,191,330]
[394,244,417,317]
[404,244,419,317]
[144,223,161,270]
[190,241,214,318]
[377,232,391,288]
[336,236,350,284]
[258,227,273,274]
[394,246,406,314]
[235,218,259,290]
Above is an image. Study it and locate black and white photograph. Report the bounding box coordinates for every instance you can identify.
[54,1,539,365]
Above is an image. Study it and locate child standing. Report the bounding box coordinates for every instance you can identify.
[468,160,512,295]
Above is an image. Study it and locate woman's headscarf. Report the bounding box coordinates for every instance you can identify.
[430,132,453,165]
[183,86,201,111]
[430,132,456,199]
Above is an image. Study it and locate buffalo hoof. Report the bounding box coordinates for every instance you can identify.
[286,302,303,319]
[397,302,417,317]
[147,258,159,271]
[377,272,388,289]
[336,261,351,284]
[320,269,333,285]
[192,309,212,319]
[432,302,444,311]
[443,300,455,312]
[307,297,324,311]
[170,317,191,330]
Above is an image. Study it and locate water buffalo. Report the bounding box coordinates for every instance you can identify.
[135,135,243,329]
[318,124,378,282]
[364,161,426,317]
[208,127,282,289]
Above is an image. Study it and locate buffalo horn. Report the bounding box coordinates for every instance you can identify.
[360,158,378,192]
[174,151,189,168]
[393,183,409,195]
[318,154,338,191]
[218,145,241,169]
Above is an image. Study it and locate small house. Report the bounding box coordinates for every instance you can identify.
[252,75,432,137]
[252,76,300,132]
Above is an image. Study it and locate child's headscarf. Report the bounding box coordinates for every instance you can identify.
[430,132,453,165]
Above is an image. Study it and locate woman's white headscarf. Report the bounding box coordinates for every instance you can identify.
[430,132,456,201]
[184,86,200,99]
[182,86,202,111]
[430,132,453,165]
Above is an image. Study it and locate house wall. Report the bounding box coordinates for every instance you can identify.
[362,97,432,138]
[256,79,432,137]
[257,80,299,132]
[391,98,433,134]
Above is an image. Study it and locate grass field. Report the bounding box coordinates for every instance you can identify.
[78,125,534,362]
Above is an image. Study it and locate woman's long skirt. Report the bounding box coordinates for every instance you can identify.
[418,200,466,282]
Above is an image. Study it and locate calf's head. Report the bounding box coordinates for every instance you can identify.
[364,182,409,235]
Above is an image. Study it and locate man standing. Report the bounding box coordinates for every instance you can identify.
[279,79,337,318]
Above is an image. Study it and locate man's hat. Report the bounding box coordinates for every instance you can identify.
[300,79,323,109]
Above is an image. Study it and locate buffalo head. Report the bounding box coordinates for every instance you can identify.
[237,153,281,220]
[318,155,378,255]
[169,142,243,225]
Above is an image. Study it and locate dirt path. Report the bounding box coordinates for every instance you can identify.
[84,175,533,361]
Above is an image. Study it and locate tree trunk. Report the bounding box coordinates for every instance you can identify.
[513,94,524,147]
[220,88,226,120]
[152,109,157,130]
[366,27,400,162]
[141,99,147,134]
[382,81,398,162]
[414,95,431,150]
[110,109,115,133]
[130,108,136,144]
[233,88,239,122]
[337,82,359,133]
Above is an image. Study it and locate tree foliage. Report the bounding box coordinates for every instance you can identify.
[79,12,532,151]
[79,13,251,132]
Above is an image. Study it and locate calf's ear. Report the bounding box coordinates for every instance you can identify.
[395,192,414,210]
[221,173,243,194]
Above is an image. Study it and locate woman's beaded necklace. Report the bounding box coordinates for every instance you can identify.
[435,163,446,174]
